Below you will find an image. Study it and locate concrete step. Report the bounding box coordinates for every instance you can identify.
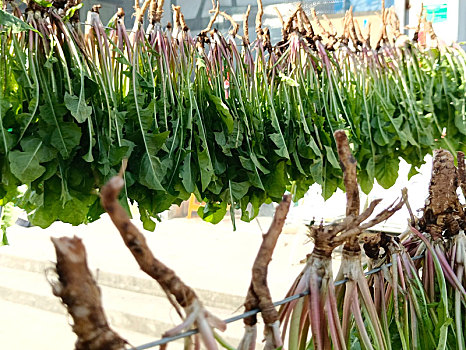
[0,253,245,312]
[0,265,258,348]
[0,299,159,350]
[2,215,310,300]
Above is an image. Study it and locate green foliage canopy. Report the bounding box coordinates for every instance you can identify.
[0,8,465,230]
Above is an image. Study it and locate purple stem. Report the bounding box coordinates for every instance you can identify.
[397,255,407,291]
[450,244,456,270]
[342,281,356,343]
[434,245,466,296]
[327,282,346,349]
[309,278,325,350]
[374,274,381,314]
[357,277,386,349]
[350,293,374,350]
[281,275,308,339]
[401,251,414,279]
[326,296,344,350]
[427,250,435,301]
[455,265,465,350]
[410,227,466,297]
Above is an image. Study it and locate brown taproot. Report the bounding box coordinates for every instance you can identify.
[239,195,291,350]
[50,236,127,350]
[101,174,225,349]
[419,149,464,238]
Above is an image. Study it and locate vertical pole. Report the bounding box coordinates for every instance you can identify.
[458,0,466,44]
[394,0,407,34]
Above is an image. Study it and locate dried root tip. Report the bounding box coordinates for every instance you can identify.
[141,0,151,15]
[135,0,150,23]
[149,0,157,24]
[374,3,390,48]
[91,4,101,13]
[320,14,338,49]
[284,5,300,40]
[217,10,239,37]
[100,175,196,311]
[172,5,181,30]
[340,10,350,44]
[243,5,251,45]
[274,6,288,40]
[365,20,372,47]
[425,20,438,43]
[347,6,362,48]
[261,27,271,50]
[322,14,337,36]
[51,236,127,350]
[255,0,264,35]
[413,4,424,42]
[179,11,188,31]
[354,19,366,46]
[155,0,164,23]
[201,0,219,35]
[242,195,290,338]
[311,8,330,39]
[402,188,417,227]
[274,6,284,27]
[116,7,125,19]
[389,7,401,39]
[173,5,188,31]
[381,0,386,27]
[295,4,304,33]
[300,7,315,37]
[374,29,383,49]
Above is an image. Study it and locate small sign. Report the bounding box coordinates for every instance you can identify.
[424,4,448,23]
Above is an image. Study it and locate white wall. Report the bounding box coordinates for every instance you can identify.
[407,0,461,44]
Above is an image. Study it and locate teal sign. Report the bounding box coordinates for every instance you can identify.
[424,4,448,23]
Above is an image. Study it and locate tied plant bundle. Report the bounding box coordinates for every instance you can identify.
[0,0,465,233]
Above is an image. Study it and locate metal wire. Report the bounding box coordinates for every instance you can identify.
[133,253,425,349]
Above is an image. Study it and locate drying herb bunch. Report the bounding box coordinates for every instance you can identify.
[279,130,404,350]
[277,137,465,350]
[359,149,466,350]
[0,0,465,230]
[47,138,465,350]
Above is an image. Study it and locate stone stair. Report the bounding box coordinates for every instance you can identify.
[0,253,256,349]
